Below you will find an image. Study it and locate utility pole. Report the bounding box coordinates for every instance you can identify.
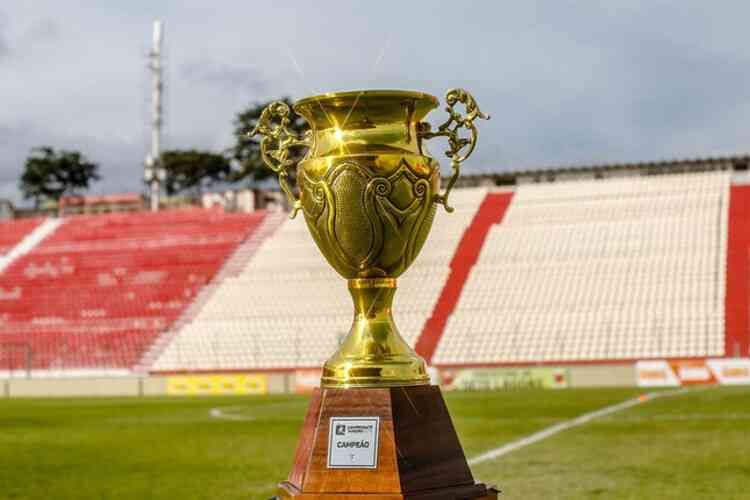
[144,20,166,212]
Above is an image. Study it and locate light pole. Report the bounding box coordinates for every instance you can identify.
[144,154,166,211]
[145,20,165,212]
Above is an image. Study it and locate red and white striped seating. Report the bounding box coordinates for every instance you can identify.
[0,209,268,376]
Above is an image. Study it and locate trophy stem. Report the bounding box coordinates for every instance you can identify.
[321,278,429,388]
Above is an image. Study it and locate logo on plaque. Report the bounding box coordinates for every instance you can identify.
[327,417,380,469]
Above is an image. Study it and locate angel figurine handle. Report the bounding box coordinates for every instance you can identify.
[419,88,490,212]
[249,101,312,218]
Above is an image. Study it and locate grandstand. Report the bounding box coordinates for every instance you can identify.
[0,209,268,377]
[433,172,729,365]
[0,160,748,380]
[151,187,490,371]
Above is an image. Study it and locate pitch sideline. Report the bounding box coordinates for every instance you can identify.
[468,387,690,466]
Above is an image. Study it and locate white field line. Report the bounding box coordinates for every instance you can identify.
[209,406,254,421]
[208,401,304,421]
[468,388,689,466]
[605,412,750,422]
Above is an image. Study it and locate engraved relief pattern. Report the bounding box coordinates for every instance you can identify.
[299,159,437,279]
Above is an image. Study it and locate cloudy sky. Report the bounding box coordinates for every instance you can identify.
[2,1,750,205]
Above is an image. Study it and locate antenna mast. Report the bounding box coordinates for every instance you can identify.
[144,20,165,212]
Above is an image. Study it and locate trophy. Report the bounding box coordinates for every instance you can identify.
[253,89,496,499]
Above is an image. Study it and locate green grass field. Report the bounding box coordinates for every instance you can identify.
[0,386,748,499]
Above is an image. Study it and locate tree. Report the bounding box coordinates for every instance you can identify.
[160,149,231,196]
[229,97,309,184]
[19,147,99,208]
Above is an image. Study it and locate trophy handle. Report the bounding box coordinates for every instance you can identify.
[419,89,490,213]
[249,101,312,218]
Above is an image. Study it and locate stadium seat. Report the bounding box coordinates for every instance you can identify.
[432,172,730,365]
[1,173,741,376]
[0,218,44,256]
[0,209,270,377]
[151,188,489,371]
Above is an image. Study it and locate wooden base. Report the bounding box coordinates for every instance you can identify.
[277,481,499,499]
[276,386,498,499]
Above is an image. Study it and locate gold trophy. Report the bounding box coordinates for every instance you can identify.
[252,89,488,387]
[253,89,496,499]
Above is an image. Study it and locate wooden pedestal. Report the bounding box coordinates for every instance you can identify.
[276,386,498,499]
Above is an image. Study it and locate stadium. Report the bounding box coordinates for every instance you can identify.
[1,157,749,499]
[3,4,750,500]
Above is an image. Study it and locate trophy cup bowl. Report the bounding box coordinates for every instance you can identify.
[252,88,488,388]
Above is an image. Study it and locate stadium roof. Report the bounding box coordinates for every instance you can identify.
[462,153,750,184]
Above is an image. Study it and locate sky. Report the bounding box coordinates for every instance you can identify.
[2,1,750,205]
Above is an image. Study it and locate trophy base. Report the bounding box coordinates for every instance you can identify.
[277,385,499,499]
[277,481,499,499]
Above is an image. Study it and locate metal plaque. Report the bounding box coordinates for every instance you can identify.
[327,416,380,469]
